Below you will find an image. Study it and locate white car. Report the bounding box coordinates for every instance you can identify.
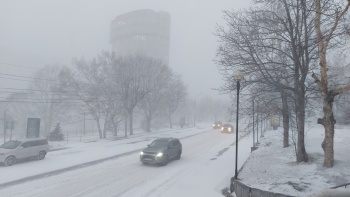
[0,138,49,166]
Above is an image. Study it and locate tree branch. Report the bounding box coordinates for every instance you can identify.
[332,84,350,96]
[311,73,322,88]
[324,1,350,47]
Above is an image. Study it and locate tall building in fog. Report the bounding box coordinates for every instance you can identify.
[110,9,171,65]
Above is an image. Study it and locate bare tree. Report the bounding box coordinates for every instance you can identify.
[313,0,350,167]
[163,74,187,128]
[4,65,69,138]
[29,65,68,137]
[97,52,127,137]
[138,66,173,133]
[111,53,169,135]
[4,93,37,136]
[216,0,321,162]
[58,57,111,139]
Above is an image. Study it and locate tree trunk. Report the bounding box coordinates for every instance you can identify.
[281,91,289,148]
[95,117,103,139]
[103,119,107,139]
[146,117,151,133]
[111,117,118,136]
[129,110,133,135]
[169,115,173,129]
[114,125,118,136]
[321,96,335,167]
[296,86,308,162]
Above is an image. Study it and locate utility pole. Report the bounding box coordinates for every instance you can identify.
[83,113,86,136]
[124,119,128,138]
[3,110,6,144]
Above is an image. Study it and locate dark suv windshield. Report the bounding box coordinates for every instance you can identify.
[0,140,23,149]
[149,140,169,148]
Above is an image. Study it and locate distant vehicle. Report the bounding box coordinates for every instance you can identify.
[221,124,234,133]
[213,121,222,129]
[0,138,49,166]
[140,138,182,166]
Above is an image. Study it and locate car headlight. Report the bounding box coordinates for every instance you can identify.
[213,124,215,126]
[156,152,163,157]
[140,151,144,155]
[228,128,231,131]
[221,127,223,131]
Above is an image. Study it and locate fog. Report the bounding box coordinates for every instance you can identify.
[0,0,250,99]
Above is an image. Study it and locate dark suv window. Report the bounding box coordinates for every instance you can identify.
[173,139,180,146]
[168,141,174,148]
[149,139,169,148]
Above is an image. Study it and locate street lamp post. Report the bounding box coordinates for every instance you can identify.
[252,96,255,148]
[193,93,202,127]
[256,101,259,144]
[233,71,243,180]
[230,71,244,193]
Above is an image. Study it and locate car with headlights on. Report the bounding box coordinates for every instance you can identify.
[0,138,49,166]
[221,124,234,133]
[140,138,182,166]
[213,121,222,129]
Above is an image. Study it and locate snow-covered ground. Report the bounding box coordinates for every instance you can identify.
[3,122,348,196]
[238,124,350,196]
[0,123,255,197]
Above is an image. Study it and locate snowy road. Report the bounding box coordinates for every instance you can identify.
[0,127,250,197]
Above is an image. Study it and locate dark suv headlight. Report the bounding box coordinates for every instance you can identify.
[156,152,163,157]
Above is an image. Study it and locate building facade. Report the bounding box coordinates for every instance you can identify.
[110,9,171,65]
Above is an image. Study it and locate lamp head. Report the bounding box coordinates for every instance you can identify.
[233,71,244,81]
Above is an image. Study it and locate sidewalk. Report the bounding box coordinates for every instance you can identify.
[237,124,350,196]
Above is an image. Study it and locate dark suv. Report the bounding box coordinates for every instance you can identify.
[140,138,182,166]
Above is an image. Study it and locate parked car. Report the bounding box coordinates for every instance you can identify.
[221,124,234,133]
[140,137,182,166]
[0,138,49,166]
[213,121,222,129]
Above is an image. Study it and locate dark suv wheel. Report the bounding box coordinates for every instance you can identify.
[175,151,181,160]
[160,155,168,166]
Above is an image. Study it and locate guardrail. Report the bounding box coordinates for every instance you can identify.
[234,179,295,197]
[330,182,350,189]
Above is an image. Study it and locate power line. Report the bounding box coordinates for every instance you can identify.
[0,72,57,82]
[0,96,84,101]
[0,87,55,92]
[0,76,46,83]
[0,90,67,95]
[0,62,43,71]
[0,101,78,104]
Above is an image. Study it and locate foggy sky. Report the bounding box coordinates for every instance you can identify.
[0,0,251,100]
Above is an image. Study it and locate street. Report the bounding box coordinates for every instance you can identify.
[0,126,254,197]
